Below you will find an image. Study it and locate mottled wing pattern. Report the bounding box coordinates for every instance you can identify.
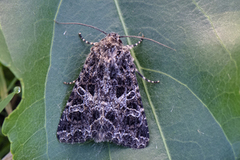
[57,33,149,149]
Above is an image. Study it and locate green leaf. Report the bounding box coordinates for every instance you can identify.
[1,0,240,159]
[0,87,21,113]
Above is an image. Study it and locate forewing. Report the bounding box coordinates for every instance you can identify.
[106,48,149,149]
[57,50,98,143]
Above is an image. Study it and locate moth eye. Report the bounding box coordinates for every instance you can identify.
[119,39,122,43]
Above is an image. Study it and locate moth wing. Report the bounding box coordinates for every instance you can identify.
[106,50,149,149]
[57,36,150,149]
[57,52,98,143]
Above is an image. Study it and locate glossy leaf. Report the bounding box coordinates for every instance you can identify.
[0,0,239,159]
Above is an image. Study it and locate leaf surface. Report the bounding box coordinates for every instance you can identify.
[0,0,239,159]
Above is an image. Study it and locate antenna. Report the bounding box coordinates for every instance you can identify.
[54,20,175,51]
[54,20,107,35]
[120,35,175,51]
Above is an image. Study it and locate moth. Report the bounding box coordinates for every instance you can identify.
[55,21,174,149]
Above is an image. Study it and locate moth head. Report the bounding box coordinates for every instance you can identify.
[107,33,122,44]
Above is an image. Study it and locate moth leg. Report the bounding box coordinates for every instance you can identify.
[135,69,159,83]
[63,78,78,85]
[78,33,95,45]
